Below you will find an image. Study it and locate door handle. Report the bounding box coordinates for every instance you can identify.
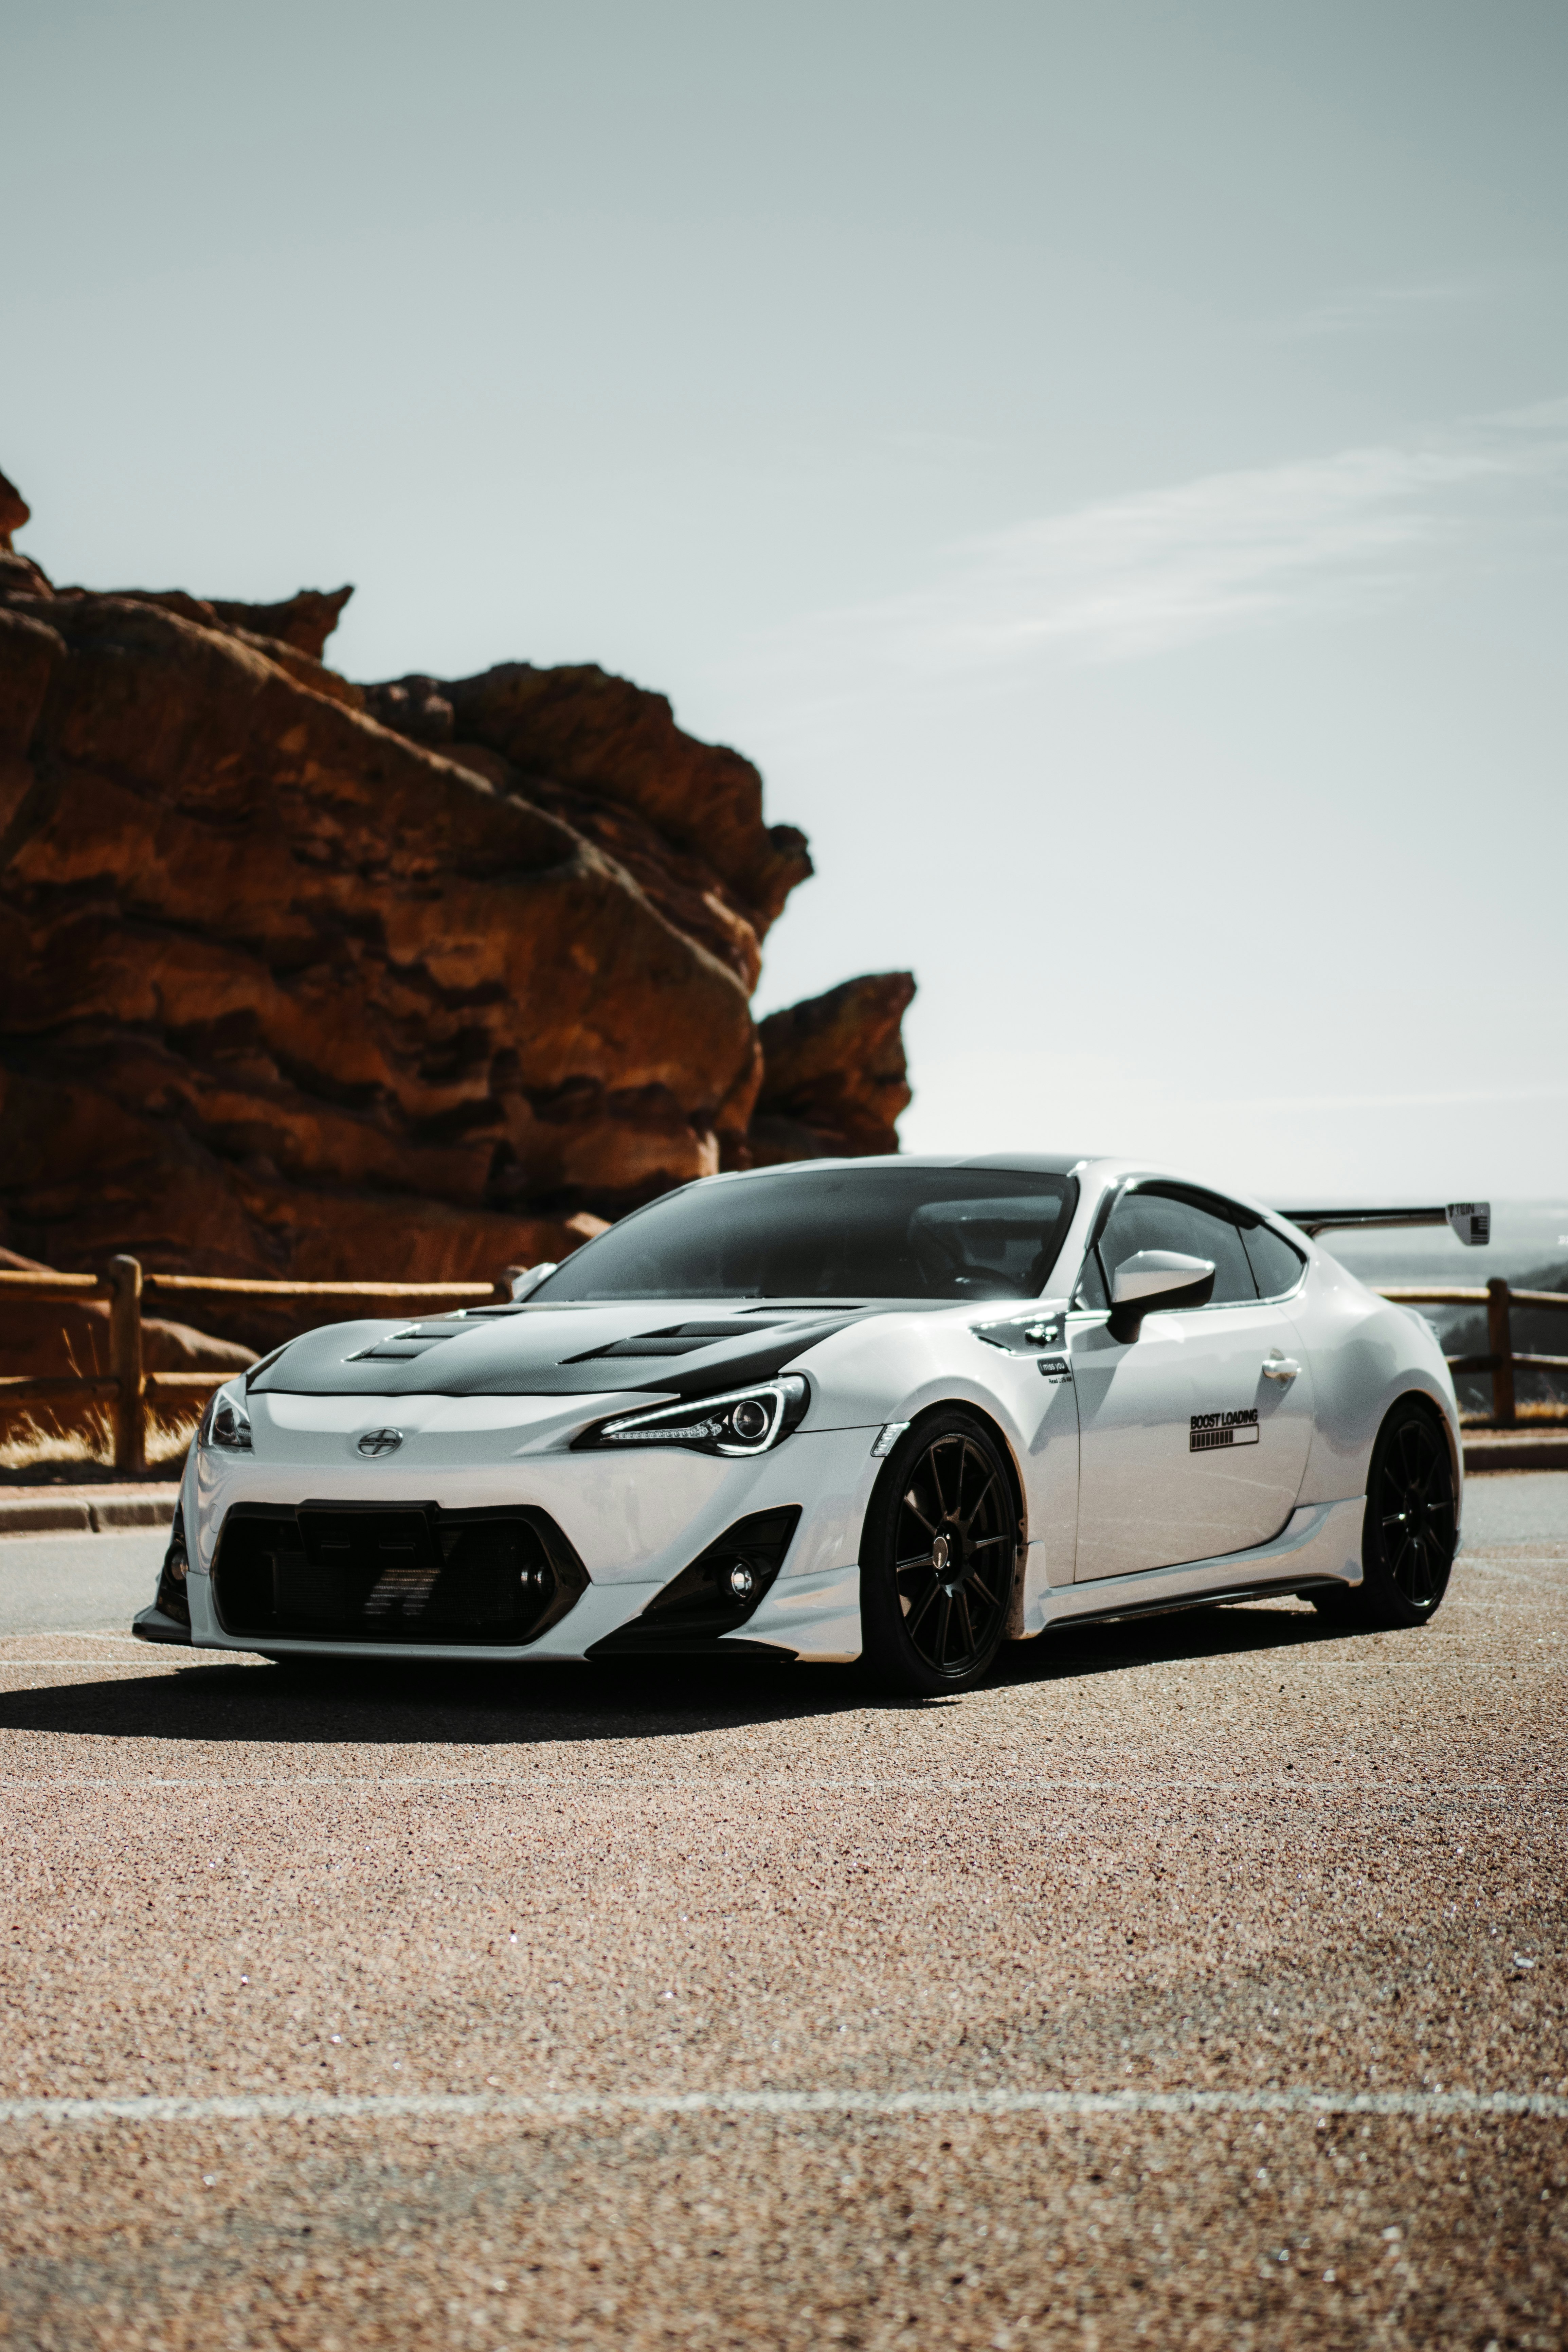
[1262,1354,1300,1383]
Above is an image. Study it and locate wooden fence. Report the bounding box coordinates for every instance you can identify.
[4,1259,1563,1475]
[0,1257,518,1474]
[1377,1279,1568,1426]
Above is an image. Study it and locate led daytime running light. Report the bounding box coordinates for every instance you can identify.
[593,1375,807,1457]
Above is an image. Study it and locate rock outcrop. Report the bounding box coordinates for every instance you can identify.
[362,664,810,995]
[746,973,916,1167]
[0,467,915,1336]
[0,470,28,552]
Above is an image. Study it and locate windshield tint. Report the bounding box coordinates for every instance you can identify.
[536,1167,1077,1301]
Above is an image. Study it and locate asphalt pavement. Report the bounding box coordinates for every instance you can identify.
[0,1477,1563,2348]
[0,1527,167,1634]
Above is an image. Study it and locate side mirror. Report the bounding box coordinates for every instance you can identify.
[1107,1250,1215,1343]
[510,1262,558,1302]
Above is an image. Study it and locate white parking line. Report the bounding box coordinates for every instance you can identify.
[0,1632,179,1647]
[0,1657,237,1669]
[0,2086,1563,2127]
[0,1635,151,1650]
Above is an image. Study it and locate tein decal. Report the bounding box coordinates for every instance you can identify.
[1190,1409,1260,1452]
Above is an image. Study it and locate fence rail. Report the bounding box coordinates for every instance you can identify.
[6,1258,1564,1475]
[0,1257,517,1473]
[1376,1278,1568,1425]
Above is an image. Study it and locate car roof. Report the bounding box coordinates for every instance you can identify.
[713,1153,1091,1180]
[701,1155,1305,1243]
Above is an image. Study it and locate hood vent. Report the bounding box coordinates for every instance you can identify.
[565,1319,785,1364]
[347,1326,459,1363]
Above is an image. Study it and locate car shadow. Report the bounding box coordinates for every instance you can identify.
[1002,1596,1353,1683]
[0,1601,1355,1747]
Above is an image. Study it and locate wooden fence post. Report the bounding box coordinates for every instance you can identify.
[1486,1277,1516,1429]
[108,1255,144,1475]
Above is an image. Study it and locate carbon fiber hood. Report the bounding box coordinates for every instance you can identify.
[247,1300,879,1400]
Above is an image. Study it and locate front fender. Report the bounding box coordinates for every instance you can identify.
[803,1309,1082,1600]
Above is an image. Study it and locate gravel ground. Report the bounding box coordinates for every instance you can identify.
[0,1479,1563,2348]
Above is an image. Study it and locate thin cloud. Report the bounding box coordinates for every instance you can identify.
[789,405,1568,674]
[1272,280,1481,340]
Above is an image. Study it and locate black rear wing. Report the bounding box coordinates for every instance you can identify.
[1278,1202,1490,1246]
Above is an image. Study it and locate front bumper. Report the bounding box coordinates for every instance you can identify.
[132,1603,192,1646]
[177,1409,878,1664]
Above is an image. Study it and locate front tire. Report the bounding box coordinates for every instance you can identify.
[859,1412,1020,1694]
[1314,1398,1457,1630]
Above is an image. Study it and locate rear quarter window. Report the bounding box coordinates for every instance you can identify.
[1098,1185,1258,1306]
[1241,1223,1306,1299]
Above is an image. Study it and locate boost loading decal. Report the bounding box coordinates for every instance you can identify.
[1190,1408,1260,1452]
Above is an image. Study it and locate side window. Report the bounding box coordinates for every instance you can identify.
[1096,1186,1259,1307]
[1239,1221,1305,1300]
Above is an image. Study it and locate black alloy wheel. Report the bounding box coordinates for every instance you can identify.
[860,1412,1020,1693]
[1314,1398,1457,1630]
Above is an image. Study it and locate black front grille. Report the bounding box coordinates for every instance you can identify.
[212,1502,587,1647]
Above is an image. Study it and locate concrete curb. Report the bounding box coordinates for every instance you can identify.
[0,1486,179,1537]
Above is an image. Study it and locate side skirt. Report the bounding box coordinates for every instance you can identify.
[1039,1496,1364,1633]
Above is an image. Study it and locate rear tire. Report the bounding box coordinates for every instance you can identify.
[1313,1398,1457,1630]
[859,1411,1021,1695]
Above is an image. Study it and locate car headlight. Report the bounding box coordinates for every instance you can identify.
[577,1375,809,1457]
[199,1386,253,1452]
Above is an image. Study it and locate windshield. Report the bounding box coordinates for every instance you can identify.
[536,1166,1078,1301]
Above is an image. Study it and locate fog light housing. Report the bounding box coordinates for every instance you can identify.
[589,1508,801,1654]
[155,1501,192,1627]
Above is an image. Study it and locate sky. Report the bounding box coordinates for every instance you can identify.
[4,0,1566,1209]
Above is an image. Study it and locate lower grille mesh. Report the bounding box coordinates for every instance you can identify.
[212,1502,586,1647]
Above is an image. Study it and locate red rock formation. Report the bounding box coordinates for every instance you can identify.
[0,466,914,1350]
[0,470,28,552]
[743,972,916,1166]
[361,665,811,994]
[207,588,355,663]
[0,472,50,598]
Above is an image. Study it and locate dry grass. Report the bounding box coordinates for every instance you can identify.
[0,1406,202,1476]
[1460,1397,1568,1429]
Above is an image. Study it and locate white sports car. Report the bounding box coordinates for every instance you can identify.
[134,1157,1481,1693]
